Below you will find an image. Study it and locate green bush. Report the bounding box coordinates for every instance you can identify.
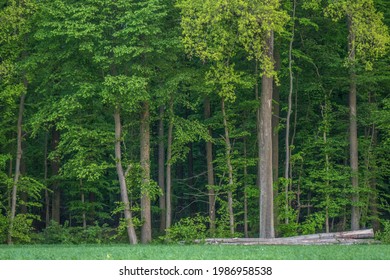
[0,214,8,243]
[10,214,34,244]
[375,220,390,244]
[163,214,209,243]
[40,221,114,244]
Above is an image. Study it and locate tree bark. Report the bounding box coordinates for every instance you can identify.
[243,138,249,238]
[8,93,25,244]
[221,98,235,236]
[272,48,281,232]
[204,97,216,233]
[259,31,275,238]
[166,97,173,230]
[284,0,296,225]
[51,128,61,224]
[140,102,152,243]
[44,133,50,227]
[114,109,138,244]
[348,16,360,230]
[158,105,166,232]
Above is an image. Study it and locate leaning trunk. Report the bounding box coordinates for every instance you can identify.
[8,93,25,244]
[114,109,137,244]
[259,31,275,238]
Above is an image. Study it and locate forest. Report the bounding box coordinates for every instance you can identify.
[0,0,389,245]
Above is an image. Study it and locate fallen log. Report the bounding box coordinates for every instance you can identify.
[197,229,376,245]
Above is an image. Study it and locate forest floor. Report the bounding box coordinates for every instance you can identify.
[0,244,389,260]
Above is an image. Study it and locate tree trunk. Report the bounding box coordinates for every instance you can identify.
[243,138,249,238]
[8,93,25,244]
[348,16,360,230]
[221,98,234,236]
[140,102,152,243]
[158,105,166,232]
[204,97,216,233]
[166,97,173,230]
[272,50,280,233]
[114,109,138,244]
[259,31,275,238]
[80,180,86,229]
[284,0,296,225]
[51,128,61,224]
[44,133,50,227]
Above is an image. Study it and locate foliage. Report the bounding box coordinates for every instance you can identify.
[375,220,390,244]
[163,214,209,243]
[39,221,114,244]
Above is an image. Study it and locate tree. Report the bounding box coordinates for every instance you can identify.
[325,0,389,230]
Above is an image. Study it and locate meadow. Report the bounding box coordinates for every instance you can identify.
[0,244,389,260]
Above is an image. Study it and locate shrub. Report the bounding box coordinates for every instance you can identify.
[375,220,390,244]
[163,214,208,243]
[0,214,8,243]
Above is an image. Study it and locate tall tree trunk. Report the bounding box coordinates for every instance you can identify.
[259,31,275,238]
[114,109,137,244]
[204,97,216,233]
[348,16,360,230]
[158,105,166,232]
[284,0,296,225]
[243,138,249,238]
[166,97,173,230]
[272,48,281,233]
[51,128,61,223]
[8,93,25,244]
[140,102,152,243]
[221,98,234,236]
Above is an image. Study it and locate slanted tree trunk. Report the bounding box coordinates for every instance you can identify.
[140,102,152,243]
[166,97,174,230]
[259,31,275,239]
[8,93,25,245]
[348,16,360,230]
[158,105,166,232]
[114,109,137,244]
[221,98,234,236]
[204,97,216,233]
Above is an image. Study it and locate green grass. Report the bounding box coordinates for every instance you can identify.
[0,244,389,260]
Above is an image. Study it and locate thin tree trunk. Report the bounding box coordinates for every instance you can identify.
[259,31,275,238]
[221,98,235,236]
[204,97,216,233]
[284,0,296,224]
[158,105,166,232]
[44,133,50,227]
[51,128,61,224]
[348,16,360,230]
[272,50,280,232]
[140,102,152,243]
[114,109,137,244]
[166,97,173,230]
[243,138,249,238]
[80,179,86,229]
[8,93,25,244]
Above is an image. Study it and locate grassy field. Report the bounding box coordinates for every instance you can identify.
[0,244,389,260]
